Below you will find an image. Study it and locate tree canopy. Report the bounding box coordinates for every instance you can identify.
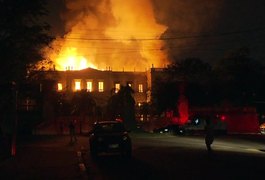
[0,0,53,84]
[214,48,265,105]
[107,84,136,130]
[152,52,265,113]
[167,57,212,84]
[152,58,213,114]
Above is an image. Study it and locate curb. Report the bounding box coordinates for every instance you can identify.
[76,146,89,179]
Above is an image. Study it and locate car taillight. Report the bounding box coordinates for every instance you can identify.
[220,115,226,121]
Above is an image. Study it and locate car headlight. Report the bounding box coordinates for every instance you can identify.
[179,129,184,134]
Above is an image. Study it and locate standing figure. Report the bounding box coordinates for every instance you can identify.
[69,119,77,143]
[205,118,214,152]
[59,120,64,135]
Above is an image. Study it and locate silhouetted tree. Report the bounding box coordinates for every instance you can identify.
[0,0,53,84]
[0,0,52,156]
[152,80,180,115]
[107,93,123,121]
[152,58,213,114]
[168,57,212,84]
[138,102,150,122]
[214,47,264,106]
[71,90,96,134]
[107,84,136,130]
[174,58,213,106]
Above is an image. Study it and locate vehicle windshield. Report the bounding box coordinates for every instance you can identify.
[94,123,126,133]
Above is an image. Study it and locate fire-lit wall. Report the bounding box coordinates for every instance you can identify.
[54,68,148,106]
[225,112,260,134]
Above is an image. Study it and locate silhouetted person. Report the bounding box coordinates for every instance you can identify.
[205,118,214,153]
[59,120,64,135]
[60,123,63,134]
[69,120,77,143]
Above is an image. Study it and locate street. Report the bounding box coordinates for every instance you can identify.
[1,132,265,179]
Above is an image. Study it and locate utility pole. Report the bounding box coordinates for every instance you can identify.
[11,82,18,156]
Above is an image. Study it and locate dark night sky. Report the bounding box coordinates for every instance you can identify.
[154,0,265,63]
[46,0,265,65]
[206,0,265,62]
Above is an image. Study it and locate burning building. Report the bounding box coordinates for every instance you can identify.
[46,67,148,106]
[29,0,261,133]
[38,0,169,111]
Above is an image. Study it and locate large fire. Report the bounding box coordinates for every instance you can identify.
[42,0,168,71]
[56,47,97,70]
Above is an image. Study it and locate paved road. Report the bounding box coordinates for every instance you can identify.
[83,133,265,179]
[0,135,89,179]
[1,133,265,179]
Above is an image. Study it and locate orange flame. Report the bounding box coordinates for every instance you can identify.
[43,0,168,71]
[56,47,97,70]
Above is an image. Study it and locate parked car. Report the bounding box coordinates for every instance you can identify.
[89,121,132,159]
[182,117,227,135]
[153,124,185,135]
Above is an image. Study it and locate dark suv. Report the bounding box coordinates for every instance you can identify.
[89,121,132,159]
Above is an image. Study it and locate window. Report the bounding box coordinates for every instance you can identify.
[115,83,120,93]
[74,80,81,91]
[98,81,104,92]
[57,83,63,91]
[138,84,143,93]
[87,81,92,92]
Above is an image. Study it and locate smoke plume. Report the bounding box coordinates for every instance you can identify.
[44,0,225,71]
[45,0,167,71]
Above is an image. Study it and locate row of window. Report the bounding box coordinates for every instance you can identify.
[57,81,144,93]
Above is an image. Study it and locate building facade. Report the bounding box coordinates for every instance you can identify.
[45,68,149,107]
